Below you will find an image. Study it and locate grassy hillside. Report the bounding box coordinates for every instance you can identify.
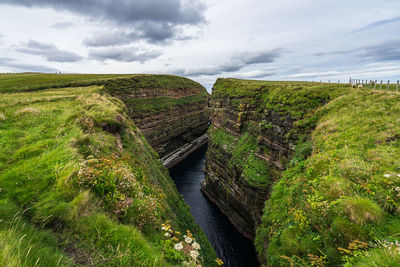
[0,73,204,93]
[0,75,216,266]
[250,87,400,265]
[208,78,400,266]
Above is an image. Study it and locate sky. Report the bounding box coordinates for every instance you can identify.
[0,0,399,91]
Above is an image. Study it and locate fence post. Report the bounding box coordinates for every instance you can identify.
[375,80,377,89]
[380,80,382,90]
[388,80,390,90]
[397,80,399,92]
[338,80,340,84]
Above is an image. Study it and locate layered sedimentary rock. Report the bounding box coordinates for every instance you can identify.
[103,75,210,167]
[202,78,349,241]
[202,84,296,240]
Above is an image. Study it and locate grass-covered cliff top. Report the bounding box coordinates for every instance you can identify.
[0,80,215,265]
[212,78,350,119]
[256,89,400,266]
[210,78,400,265]
[0,73,206,93]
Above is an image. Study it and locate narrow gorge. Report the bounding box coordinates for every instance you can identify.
[2,74,400,266]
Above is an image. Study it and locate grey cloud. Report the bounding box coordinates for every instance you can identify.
[16,40,83,62]
[314,49,356,56]
[362,40,400,61]
[237,69,278,79]
[2,0,206,43]
[290,71,343,79]
[84,32,138,47]
[0,57,58,72]
[353,16,400,33]
[84,22,185,47]
[314,40,400,62]
[235,49,282,64]
[51,22,75,29]
[89,47,162,63]
[179,49,282,76]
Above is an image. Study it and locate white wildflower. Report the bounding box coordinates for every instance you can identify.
[161,226,167,231]
[190,250,199,259]
[384,174,391,178]
[174,242,183,251]
[192,241,201,250]
[164,232,170,237]
[397,174,400,178]
[185,236,193,244]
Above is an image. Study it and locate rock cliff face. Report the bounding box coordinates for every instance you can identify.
[103,75,210,168]
[202,78,349,241]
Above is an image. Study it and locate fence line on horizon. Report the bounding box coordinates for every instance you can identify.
[309,78,399,92]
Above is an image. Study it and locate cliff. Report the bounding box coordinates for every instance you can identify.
[0,74,215,266]
[202,79,348,240]
[204,78,400,266]
[103,75,210,168]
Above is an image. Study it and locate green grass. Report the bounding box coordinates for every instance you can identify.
[208,78,400,265]
[208,126,272,187]
[0,83,215,266]
[118,94,208,117]
[0,73,205,94]
[255,90,400,266]
[0,73,133,93]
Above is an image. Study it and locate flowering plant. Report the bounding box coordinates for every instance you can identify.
[161,221,204,266]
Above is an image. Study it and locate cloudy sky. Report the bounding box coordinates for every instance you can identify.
[0,0,399,90]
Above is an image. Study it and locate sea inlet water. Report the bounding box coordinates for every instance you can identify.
[169,145,259,267]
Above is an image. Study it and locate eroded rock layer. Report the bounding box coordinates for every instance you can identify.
[202,78,349,241]
[103,75,210,167]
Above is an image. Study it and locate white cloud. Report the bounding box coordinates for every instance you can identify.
[0,0,399,90]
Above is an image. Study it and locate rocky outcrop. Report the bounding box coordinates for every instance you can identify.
[202,78,348,242]
[103,75,210,167]
[202,87,296,240]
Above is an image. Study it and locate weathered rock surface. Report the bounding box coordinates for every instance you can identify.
[202,88,296,240]
[103,75,210,167]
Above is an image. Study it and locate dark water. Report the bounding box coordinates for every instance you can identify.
[169,145,259,267]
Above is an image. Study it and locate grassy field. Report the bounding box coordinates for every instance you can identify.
[0,73,205,93]
[0,73,134,93]
[0,75,216,266]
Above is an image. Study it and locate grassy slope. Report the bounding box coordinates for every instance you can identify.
[102,75,208,117]
[211,78,400,266]
[256,90,400,266]
[0,73,134,93]
[0,77,215,266]
[0,73,205,93]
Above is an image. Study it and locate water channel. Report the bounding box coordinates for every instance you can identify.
[169,145,259,267]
